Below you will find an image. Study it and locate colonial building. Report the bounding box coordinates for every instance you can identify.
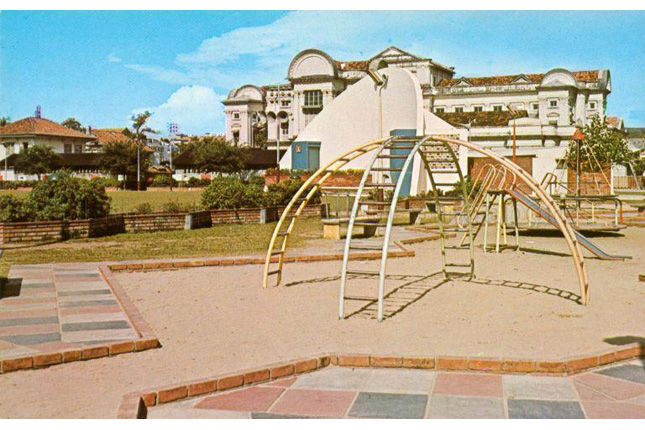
[224,46,613,156]
[223,47,455,149]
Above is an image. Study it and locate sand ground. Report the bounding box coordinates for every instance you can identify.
[0,227,643,418]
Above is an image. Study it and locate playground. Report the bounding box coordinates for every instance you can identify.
[1,63,644,420]
[0,226,643,418]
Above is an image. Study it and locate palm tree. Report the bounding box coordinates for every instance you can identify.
[123,111,153,191]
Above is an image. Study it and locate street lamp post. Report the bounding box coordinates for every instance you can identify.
[276,83,281,184]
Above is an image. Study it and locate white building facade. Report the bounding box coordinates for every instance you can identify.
[224,46,612,151]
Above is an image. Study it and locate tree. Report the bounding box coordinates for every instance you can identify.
[0,117,10,127]
[567,115,635,168]
[62,117,84,132]
[14,145,62,180]
[99,140,150,182]
[123,111,154,191]
[188,136,249,176]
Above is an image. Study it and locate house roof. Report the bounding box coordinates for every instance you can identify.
[435,110,529,127]
[335,60,370,71]
[92,128,129,144]
[438,70,601,88]
[605,117,623,129]
[0,117,96,140]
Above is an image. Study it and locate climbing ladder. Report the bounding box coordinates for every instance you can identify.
[338,137,475,322]
[262,138,387,289]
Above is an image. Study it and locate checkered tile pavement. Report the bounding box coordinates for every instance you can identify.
[0,264,139,359]
[147,361,645,418]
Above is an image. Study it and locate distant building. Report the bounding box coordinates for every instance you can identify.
[0,116,98,180]
[225,46,614,153]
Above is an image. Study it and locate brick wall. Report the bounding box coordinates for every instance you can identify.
[469,156,534,193]
[567,166,612,195]
[0,216,125,244]
[123,213,186,233]
[0,205,323,244]
[209,208,263,225]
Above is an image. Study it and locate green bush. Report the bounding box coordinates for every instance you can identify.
[0,180,40,190]
[0,195,32,222]
[149,175,178,188]
[91,176,121,188]
[201,176,264,209]
[24,176,111,221]
[134,202,153,214]
[161,200,201,213]
[265,179,320,207]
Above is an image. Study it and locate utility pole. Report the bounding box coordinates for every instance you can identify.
[506,104,518,164]
[276,83,281,184]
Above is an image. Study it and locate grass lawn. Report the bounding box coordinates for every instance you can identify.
[0,219,323,279]
[0,189,203,213]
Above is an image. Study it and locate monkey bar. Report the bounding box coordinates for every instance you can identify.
[262,135,591,319]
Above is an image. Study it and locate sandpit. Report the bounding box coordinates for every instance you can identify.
[0,228,642,418]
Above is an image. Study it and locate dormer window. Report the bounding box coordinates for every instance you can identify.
[549,99,558,108]
[588,102,596,109]
[473,106,483,112]
[232,112,240,120]
[435,107,445,114]
[454,107,464,113]
[493,105,503,112]
[531,103,539,110]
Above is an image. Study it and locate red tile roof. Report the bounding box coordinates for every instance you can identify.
[92,128,129,144]
[606,117,623,128]
[0,117,96,140]
[335,60,369,71]
[438,70,600,88]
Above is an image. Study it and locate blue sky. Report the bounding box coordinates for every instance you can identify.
[1,10,643,134]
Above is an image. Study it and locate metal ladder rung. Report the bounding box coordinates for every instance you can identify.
[346,269,380,276]
[349,244,384,251]
[431,169,459,173]
[363,183,397,188]
[354,222,387,227]
[442,227,470,232]
[276,231,289,237]
[445,245,469,250]
[377,154,409,159]
[388,144,417,149]
[433,182,458,186]
[445,263,472,267]
[371,167,403,172]
[267,269,281,276]
[361,201,392,205]
[344,295,377,301]
[271,250,284,256]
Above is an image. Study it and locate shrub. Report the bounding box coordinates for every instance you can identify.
[0,180,39,190]
[0,195,32,222]
[91,176,121,188]
[201,176,264,209]
[149,175,178,188]
[24,176,111,220]
[134,202,153,214]
[265,179,320,207]
[161,200,201,213]
[185,177,210,188]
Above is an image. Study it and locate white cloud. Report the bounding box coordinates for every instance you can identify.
[107,53,122,63]
[133,86,225,135]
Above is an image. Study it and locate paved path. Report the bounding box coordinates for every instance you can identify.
[0,264,139,359]
[148,361,645,419]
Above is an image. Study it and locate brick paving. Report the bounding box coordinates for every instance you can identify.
[146,361,645,419]
[0,264,140,362]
